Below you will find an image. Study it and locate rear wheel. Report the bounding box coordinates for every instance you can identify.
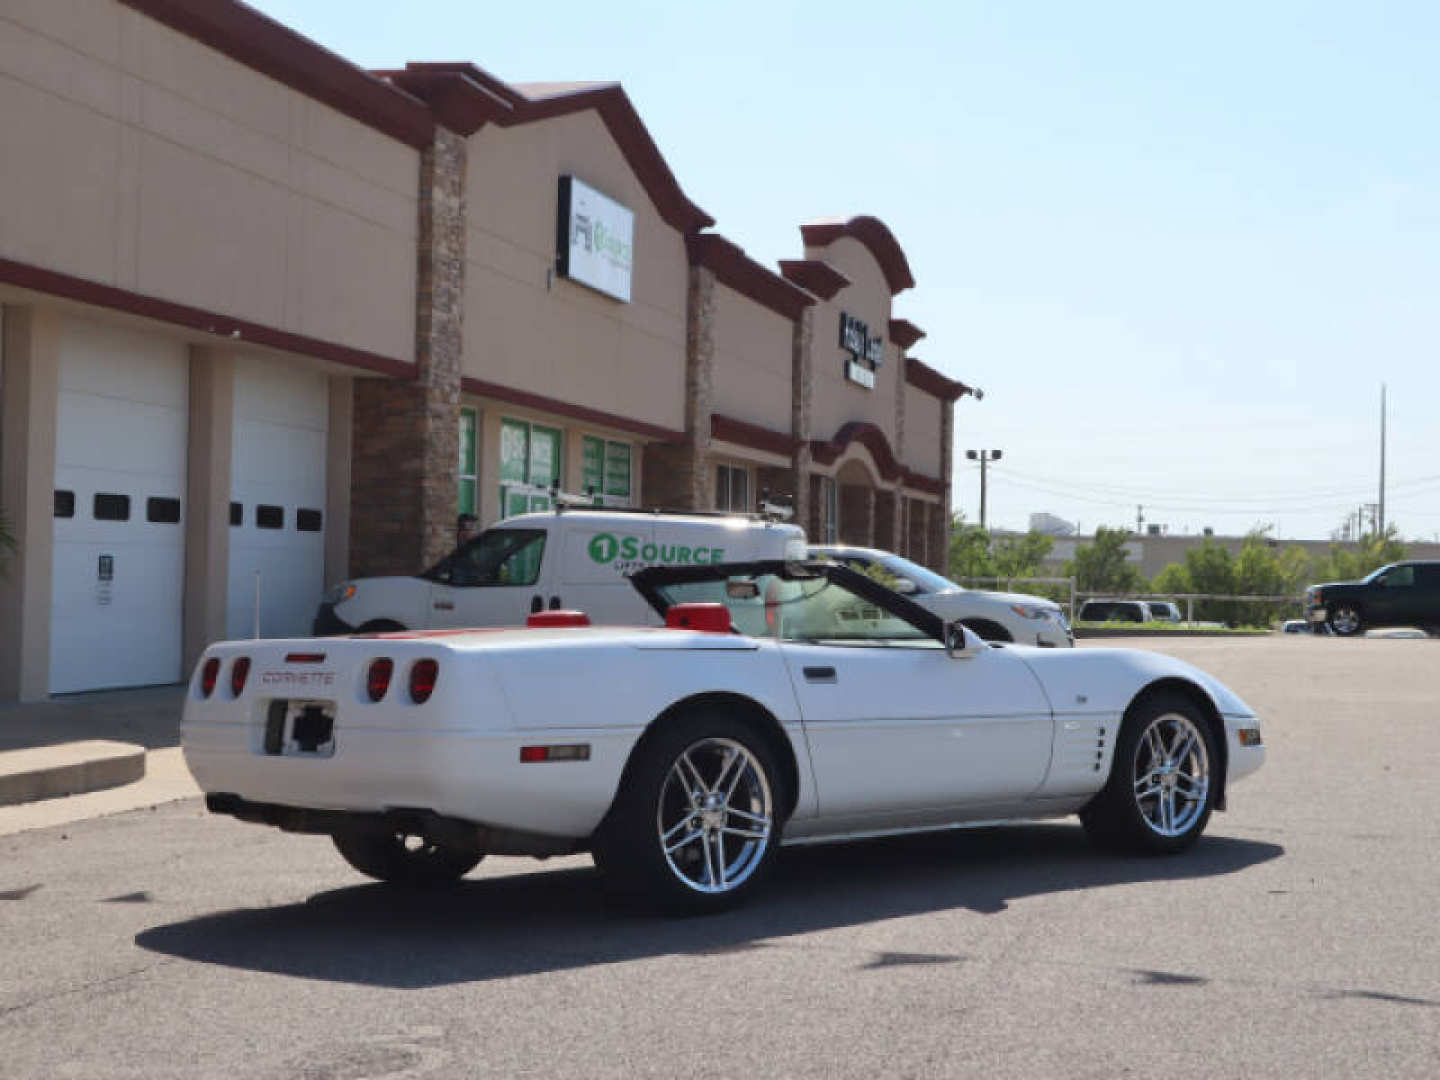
[332,829,482,886]
[1327,604,1364,636]
[1081,692,1218,854]
[593,710,786,914]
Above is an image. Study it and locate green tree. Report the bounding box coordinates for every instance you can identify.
[947,513,994,580]
[1182,539,1237,624]
[1065,526,1146,593]
[1233,534,1291,627]
[991,531,1055,579]
[1311,526,1407,584]
[1150,562,1191,596]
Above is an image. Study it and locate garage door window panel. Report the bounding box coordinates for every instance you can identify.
[146,497,181,524]
[54,491,75,518]
[93,493,131,521]
[256,505,284,529]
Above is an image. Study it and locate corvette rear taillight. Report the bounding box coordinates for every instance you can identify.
[366,658,394,702]
[200,657,220,698]
[230,657,251,697]
[409,659,439,704]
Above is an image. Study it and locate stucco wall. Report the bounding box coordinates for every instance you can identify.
[464,111,688,433]
[904,383,943,477]
[710,283,792,433]
[0,1,419,361]
[805,236,899,446]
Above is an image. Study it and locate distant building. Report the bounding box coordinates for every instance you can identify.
[1028,512,1076,537]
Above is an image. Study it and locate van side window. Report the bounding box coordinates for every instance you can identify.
[450,529,546,587]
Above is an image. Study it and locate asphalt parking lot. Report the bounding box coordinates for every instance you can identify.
[1,634,1437,1079]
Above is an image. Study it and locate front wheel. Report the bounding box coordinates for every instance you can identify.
[332,829,483,886]
[1081,692,1218,854]
[593,711,786,914]
[1327,604,1364,636]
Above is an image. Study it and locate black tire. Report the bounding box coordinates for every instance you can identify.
[963,619,1013,643]
[331,828,483,886]
[592,709,787,915]
[357,619,407,633]
[1081,691,1219,855]
[1326,604,1364,637]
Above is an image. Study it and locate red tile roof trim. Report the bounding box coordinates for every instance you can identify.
[710,415,800,457]
[461,376,685,443]
[888,319,926,350]
[905,357,973,401]
[688,235,815,322]
[777,259,850,300]
[119,0,435,149]
[800,216,916,295]
[0,256,415,378]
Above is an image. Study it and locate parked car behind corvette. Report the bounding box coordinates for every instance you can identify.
[808,545,1073,647]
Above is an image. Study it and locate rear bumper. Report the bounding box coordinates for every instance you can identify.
[204,793,583,856]
[182,718,637,840]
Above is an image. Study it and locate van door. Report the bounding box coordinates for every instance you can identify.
[428,526,553,628]
[557,520,656,624]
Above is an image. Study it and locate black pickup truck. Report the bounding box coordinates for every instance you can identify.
[1305,561,1440,636]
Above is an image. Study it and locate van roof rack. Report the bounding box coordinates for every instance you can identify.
[541,484,795,523]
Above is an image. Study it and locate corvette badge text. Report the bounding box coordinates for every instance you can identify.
[587,533,725,567]
[261,671,337,689]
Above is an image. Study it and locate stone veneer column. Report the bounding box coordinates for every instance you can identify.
[643,264,715,509]
[183,346,234,672]
[789,306,814,530]
[937,398,956,573]
[349,127,466,576]
[0,306,60,702]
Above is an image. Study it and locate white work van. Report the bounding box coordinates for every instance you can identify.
[315,509,807,634]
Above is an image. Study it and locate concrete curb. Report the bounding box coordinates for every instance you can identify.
[0,740,146,807]
[1075,628,1271,639]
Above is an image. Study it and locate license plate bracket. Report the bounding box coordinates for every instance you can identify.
[265,699,336,757]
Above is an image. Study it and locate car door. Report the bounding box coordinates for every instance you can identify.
[1367,565,1415,627]
[428,527,552,627]
[782,641,1054,822]
[1417,565,1440,627]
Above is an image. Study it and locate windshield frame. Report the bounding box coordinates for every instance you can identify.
[631,559,946,643]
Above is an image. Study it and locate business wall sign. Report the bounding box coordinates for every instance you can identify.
[557,175,635,303]
[839,312,884,388]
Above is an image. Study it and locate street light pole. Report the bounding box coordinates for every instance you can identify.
[965,449,1003,529]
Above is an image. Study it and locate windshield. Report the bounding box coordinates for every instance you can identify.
[654,570,939,647]
[812,549,960,594]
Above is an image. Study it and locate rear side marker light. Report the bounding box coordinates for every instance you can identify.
[1237,728,1263,747]
[200,657,220,697]
[409,659,439,704]
[520,744,591,763]
[230,657,251,697]
[366,658,394,702]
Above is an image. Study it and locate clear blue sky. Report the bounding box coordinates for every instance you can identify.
[253,0,1440,541]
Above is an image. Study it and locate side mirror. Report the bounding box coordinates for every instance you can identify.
[946,620,983,659]
[893,577,918,595]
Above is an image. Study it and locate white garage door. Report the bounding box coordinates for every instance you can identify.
[50,319,188,694]
[226,358,328,641]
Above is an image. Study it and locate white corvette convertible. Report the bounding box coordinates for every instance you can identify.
[182,560,1265,913]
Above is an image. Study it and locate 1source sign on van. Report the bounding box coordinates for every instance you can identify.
[557,175,635,302]
[588,533,725,567]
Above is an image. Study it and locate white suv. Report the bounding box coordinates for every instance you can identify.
[809,545,1074,647]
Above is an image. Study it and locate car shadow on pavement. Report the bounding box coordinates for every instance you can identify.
[136,824,1282,989]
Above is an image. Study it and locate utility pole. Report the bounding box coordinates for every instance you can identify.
[1136,504,1144,534]
[1379,383,1387,536]
[965,449,1003,529]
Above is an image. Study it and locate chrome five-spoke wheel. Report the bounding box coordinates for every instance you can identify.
[593,711,787,913]
[1081,691,1219,854]
[658,737,774,895]
[1132,712,1210,838]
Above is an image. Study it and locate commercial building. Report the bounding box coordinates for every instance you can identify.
[0,0,971,701]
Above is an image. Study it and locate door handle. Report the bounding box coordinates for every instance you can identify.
[803,666,837,683]
[530,596,543,613]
